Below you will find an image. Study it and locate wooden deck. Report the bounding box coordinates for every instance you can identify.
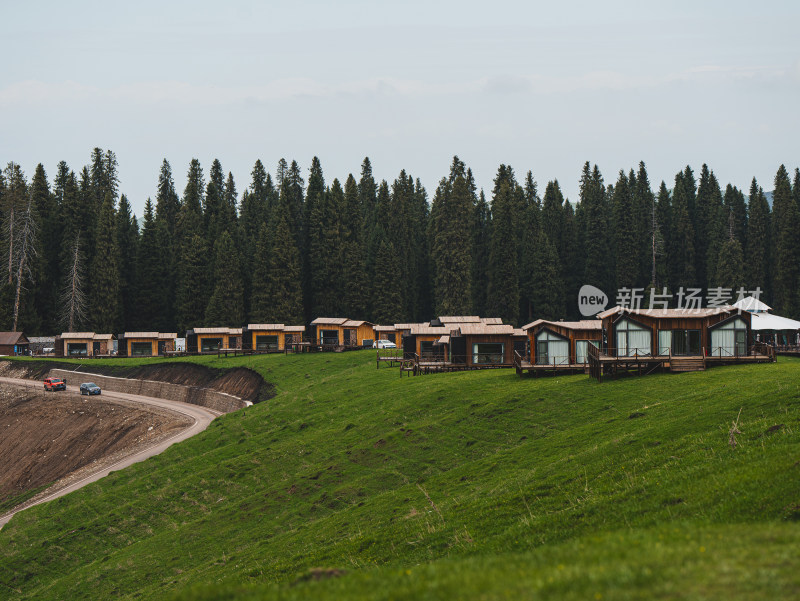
[587,343,776,382]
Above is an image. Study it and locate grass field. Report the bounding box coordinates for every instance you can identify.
[0,352,799,600]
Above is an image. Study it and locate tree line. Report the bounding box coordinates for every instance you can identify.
[1,149,799,336]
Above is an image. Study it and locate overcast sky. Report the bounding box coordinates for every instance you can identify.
[2,1,799,215]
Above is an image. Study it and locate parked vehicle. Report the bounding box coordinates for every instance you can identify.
[80,382,102,396]
[43,377,66,391]
[373,339,397,349]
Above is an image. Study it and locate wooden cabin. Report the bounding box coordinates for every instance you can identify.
[523,320,603,366]
[185,327,242,353]
[310,318,375,348]
[596,306,751,358]
[242,324,306,351]
[373,323,414,346]
[118,332,178,357]
[450,323,518,367]
[55,332,116,357]
[404,324,451,360]
[28,336,55,355]
[0,332,30,355]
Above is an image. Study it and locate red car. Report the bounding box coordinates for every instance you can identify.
[43,377,66,391]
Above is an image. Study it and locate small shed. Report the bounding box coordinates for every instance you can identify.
[28,336,55,355]
[243,324,306,351]
[0,332,30,356]
[185,327,243,353]
[118,332,178,357]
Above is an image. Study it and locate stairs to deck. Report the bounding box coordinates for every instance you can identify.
[670,356,706,373]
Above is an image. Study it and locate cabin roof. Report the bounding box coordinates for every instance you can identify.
[59,332,115,340]
[439,316,481,324]
[373,325,396,332]
[192,327,242,335]
[123,332,160,338]
[247,324,306,332]
[0,332,28,345]
[522,319,603,331]
[438,335,450,344]
[410,324,452,335]
[342,319,374,327]
[311,317,349,325]
[455,324,515,335]
[596,306,736,320]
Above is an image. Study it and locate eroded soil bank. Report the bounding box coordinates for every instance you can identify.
[0,386,191,509]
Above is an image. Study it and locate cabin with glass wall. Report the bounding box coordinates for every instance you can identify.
[596,306,751,358]
[242,324,305,352]
[310,318,375,348]
[185,327,242,353]
[55,333,116,357]
[523,320,603,366]
[118,332,177,357]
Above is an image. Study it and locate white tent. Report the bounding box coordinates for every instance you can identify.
[750,312,800,331]
[733,295,772,313]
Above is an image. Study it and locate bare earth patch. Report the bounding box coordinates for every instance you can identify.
[0,385,192,510]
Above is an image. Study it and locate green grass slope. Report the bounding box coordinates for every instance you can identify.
[1,353,799,600]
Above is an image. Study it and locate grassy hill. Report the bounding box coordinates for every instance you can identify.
[1,352,799,600]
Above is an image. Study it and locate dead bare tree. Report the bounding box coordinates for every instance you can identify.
[3,162,26,285]
[11,194,37,332]
[60,234,88,332]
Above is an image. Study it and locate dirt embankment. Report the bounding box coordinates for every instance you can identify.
[0,387,191,506]
[0,361,274,404]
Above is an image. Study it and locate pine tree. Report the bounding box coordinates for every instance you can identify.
[204,231,244,326]
[30,164,59,333]
[175,159,208,329]
[745,178,771,299]
[88,192,121,332]
[60,233,88,332]
[580,163,611,296]
[203,159,225,241]
[249,223,273,323]
[430,157,473,316]
[134,200,173,331]
[341,174,367,316]
[471,189,491,316]
[633,162,655,287]
[652,182,670,288]
[713,223,745,291]
[531,231,564,320]
[371,233,404,324]
[240,160,273,318]
[611,170,638,290]
[487,174,520,324]
[265,208,304,324]
[115,194,139,331]
[309,179,343,316]
[155,159,181,239]
[723,184,747,246]
[669,168,697,290]
[772,165,799,316]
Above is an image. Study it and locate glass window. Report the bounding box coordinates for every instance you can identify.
[615,318,651,356]
[535,330,569,365]
[320,330,339,345]
[710,319,748,357]
[131,341,152,356]
[473,342,504,364]
[200,337,223,352]
[575,340,599,364]
[420,340,434,356]
[67,343,88,356]
[256,335,279,351]
[657,330,672,355]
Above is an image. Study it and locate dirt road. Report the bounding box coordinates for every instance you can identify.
[0,376,222,528]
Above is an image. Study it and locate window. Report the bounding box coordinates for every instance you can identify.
[709,317,747,357]
[67,342,88,356]
[131,341,152,356]
[320,330,339,345]
[256,335,279,351]
[200,337,223,352]
[535,330,569,365]
[656,330,672,355]
[473,342,504,364]
[615,318,651,356]
[420,340,434,357]
[575,340,599,364]
[672,330,701,355]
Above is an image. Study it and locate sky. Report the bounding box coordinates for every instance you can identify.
[1,0,799,215]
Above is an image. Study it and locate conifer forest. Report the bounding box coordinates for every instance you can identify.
[2,148,799,335]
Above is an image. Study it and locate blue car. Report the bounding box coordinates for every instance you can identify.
[80,382,101,396]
